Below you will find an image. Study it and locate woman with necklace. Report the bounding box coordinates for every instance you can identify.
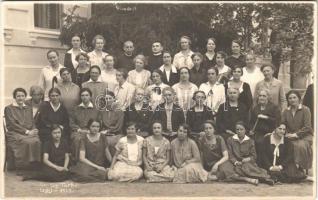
[70,119,112,182]
[64,34,86,73]
[225,40,246,70]
[108,122,144,182]
[159,51,179,86]
[172,67,198,112]
[101,55,118,92]
[202,38,217,69]
[72,52,90,88]
[143,121,176,182]
[225,66,253,110]
[250,89,281,166]
[87,35,108,68]
[127,54,151,89]
[198,120,258,185]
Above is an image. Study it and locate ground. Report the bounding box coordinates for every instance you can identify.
[4,171,315,198]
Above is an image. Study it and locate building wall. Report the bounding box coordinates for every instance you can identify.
[3,3,91,104]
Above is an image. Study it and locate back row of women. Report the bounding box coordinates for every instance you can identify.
[4,34,313,185]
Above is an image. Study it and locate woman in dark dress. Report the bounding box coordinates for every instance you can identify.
[261,123,306,183]
[227,121,274,185]
[125,87,153,137]
[198,120,258,185]
[216,87,249,140]
[158,51,179,87]
[224,66,253,110]
[225,40,246,70]
[202,38,217,69]
[189,52,207,87]
[23,125,70,182]
[250,89,281,166]
[36,88,70,143]
[70,119,112,182]
[72,52,90,88]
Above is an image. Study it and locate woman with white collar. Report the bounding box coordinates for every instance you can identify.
[159,51,179,86]
[87,35,109,68]
[227,121,274,185]
[64,34,86,72]
[173,36,194,70]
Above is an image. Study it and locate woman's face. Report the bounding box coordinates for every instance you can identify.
[105,94,114,107]
[31,91,43,104]
[163,53,172,65]
[81,91,91,104]
[231,42,241,55]
[194,92,206,106]
[216,54,224,66]
[135,89,145,103]
[47,52,59,66]
[192,55,202,67]
[152,72,162,85]
[236,124,246,139]
[104,56,114,68]
[78,55,88,67]
[152,123,162,136]
[204,123,215,137]
[177,126,188,141]
[71,36,81,49]
[163,90,174,104]
[275,124,286,138]
[207,68,217,83]
[15,91,26,105]
[232,68,243,80]
[61,70,72,83]
[206,39,216,52]
[288,93,300,107]
[135,58,144,71]
[180,38,190,50]
[51,128,62,141]
[49,91,60,104]
[262,66,274,79]
[227,88,239,102]
[258,90,268,105]
[90,68,100,81]
[126,125,137,137]
[245,55,255,67]
[116,72,125,83]
[89,121,100,135]
[95,38,104,51]
[180,68,190,81]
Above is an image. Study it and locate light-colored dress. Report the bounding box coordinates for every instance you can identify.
[173,51,194,70]
[143,136,176,182]
[127,69,151,89]
[108,136,144,182]
[172,82,198,111]
[146,83,169,110]
[241,66,264,98]
[87,50,108,68]
[171,138,208,183]
[101,68,118,92]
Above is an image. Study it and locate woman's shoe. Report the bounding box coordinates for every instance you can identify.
[246,178,259,186]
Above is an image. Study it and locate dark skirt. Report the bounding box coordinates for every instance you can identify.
[253,131,266,167]
[234,161,270,180]
[69,162,107,183]
[23,164,70,182]
[204,160,238,181]
[269,163,306,183]
[290,135,312,169]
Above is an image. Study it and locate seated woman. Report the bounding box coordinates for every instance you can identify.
[153,87,185,141]
[125,87,153,137]
[227,121,274,185]
[70,119,112,182]
[25,85,44,120]
[198,120,258,185]
[171,124,209,183]
[23,124,70,182]
[282,90,313,172]
[69,88,100,162]
[4,88,41,169]
[250,89,281,166]
[143,121,176,182]
[72,52,90,88]
[108,122,144,182]
[261,123,306,183]
[186,91,213,139]
[99,91,124,155]
[36,88,70,143]
[127,54,152,89]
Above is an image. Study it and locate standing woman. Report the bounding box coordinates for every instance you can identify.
[38,49,65,100]
[143,121,176,182]
[108,122,144,182]
[198,120,258,185]
[87,35,108,68]
[64,34,85,72]
[202,38,217,69]
[172,67,198,112]
[159,51,179,86]
[215,51,231,85]
[171,124,209,183]
[282,90,313,172]
[101,55,118,92]
[225,40,246,70]
[189,52,207,87]
[72,52,90,88]
[125,87,153,137]
[216,87,249,140]
[173,36,194,70]
[254,64,287,110]
[146,69,169,110]
[225,66,253,110]
[227,121,274,185]
[36,88,70,143]
[70,119,112,182]
[56,68,80,113]
[250,89,281,166]
[127,54,151,89]
[4,88,41,169]
[25,85,44,120]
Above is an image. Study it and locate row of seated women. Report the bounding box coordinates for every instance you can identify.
[4,84,312,185]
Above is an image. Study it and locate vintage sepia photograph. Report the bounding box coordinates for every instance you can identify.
[0,1,316,199]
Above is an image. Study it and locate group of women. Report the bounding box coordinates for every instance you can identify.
[4,34,313,186]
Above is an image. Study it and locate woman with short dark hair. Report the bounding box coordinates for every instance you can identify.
[64,34,86,72]
[225,40,246,69]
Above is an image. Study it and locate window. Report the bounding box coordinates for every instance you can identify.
[34,4,62,29]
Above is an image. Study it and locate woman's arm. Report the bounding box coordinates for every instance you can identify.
[79,150,104,170]
[110,150,120,169]
[43,153,63,171]
[105,147,112,164]
[64,153,70,170]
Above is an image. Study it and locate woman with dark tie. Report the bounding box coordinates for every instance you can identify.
[158,51,179,87]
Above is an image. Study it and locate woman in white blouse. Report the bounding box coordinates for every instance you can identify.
[101,55,118,92]
[127,54,151,89]
[87,35,108,68]
[173,36,194,70]
[64,34,85,72]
